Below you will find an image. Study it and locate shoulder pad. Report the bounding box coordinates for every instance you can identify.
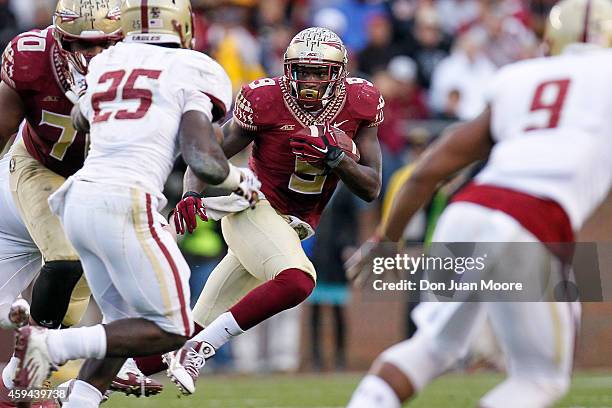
[174,50,233,121]
[233,77,282,131]
[1,28,54,92]
[344,77,385,127]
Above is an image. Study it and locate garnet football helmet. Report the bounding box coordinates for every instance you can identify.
[283,27,348,105]
[545,0,612,55]
[121,0,195,49]
[53,0,123,74]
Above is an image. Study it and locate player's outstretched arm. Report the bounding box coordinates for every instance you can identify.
[0,81,25,152]
[382,107,494,242]
[332,126,382,202]
[345,108,493,282]
[176,113,261,234]
[180,110,230,185]
[182,118,257,195]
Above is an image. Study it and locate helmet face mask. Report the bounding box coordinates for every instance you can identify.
[284,27,348,107]
[286,62,342,105]
[53,0,123,74]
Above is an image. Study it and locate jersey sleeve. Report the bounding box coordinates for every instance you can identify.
[1,32,49,94]
[484,65,511,105]
[175,51,232,122]
[233,78,280,131]
[345,78,385,128]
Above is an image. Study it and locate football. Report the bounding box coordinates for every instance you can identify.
[297,124,361,163]
[328,125,361,163]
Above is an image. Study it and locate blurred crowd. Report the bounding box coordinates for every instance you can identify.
[0,0,556,188]
[0,0,557,373]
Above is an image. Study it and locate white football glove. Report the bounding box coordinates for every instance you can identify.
[64,60,88,104]
[236,168,262,208]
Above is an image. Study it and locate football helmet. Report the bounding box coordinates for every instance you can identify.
[283,27,348,105]
[545,0,612,55]
[53,0,123,74]
[121,0,195,49]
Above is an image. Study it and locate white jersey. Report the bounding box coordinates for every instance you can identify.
[76,42,232,203]
[476,47,612,230]
[0,141,36,249]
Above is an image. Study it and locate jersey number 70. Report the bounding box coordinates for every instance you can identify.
[92,69,162,123]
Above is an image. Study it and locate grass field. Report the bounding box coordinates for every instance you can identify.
[103,371,612,408]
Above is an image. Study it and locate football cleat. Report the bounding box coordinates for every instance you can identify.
[55,379,73,407]
[164,341,215,395]
[8,298,30,329]
[12,326,57,389]
[109,358,163,397]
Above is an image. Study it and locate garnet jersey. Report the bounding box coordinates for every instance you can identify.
[77,42,232,202]
[234,76,384,228]
[476,47,612,230]
[1,28,87,178]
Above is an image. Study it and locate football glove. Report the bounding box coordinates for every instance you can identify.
[172,191,208,235]
[290,124,346,168]
[64,60,88,105]
[235,167,262,209]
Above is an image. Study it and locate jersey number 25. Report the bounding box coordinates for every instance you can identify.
[92,69,162,123]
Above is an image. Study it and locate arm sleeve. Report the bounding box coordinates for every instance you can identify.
[176,52,232,123]
[233,86,258,131]
[367,93,385,128]
[346,79,385,128]
[232,79,279,132]
[182,90,214,122]
[0,36,45,94]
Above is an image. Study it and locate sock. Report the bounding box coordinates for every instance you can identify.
[347,375,402,408]
[62,380,103,408]
[191,312,244,351]
[1,356,18,389]
[229,268,314,330]
[47,324,106,365]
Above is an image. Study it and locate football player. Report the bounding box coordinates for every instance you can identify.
[165,27,384,394]
[346,0,612,407]
[11,1,259,407]
[0,0,162,399]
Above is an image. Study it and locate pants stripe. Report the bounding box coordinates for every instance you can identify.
[145,193,190,336]
[131,188,172,316]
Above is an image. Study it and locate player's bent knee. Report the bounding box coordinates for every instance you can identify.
[275,268,315,308]
[62,276,92,327]
[31,260,84,328]
[379,333,456,392]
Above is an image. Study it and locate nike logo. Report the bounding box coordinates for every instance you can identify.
[311,145,328,154]
[333,120,348,128]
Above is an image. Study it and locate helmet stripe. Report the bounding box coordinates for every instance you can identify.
[581,0,592,42]
[141,0,149,33]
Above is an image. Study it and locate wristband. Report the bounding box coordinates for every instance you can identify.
[326,148,345,169]
[216,164,241,190]
[182,191,203,199]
